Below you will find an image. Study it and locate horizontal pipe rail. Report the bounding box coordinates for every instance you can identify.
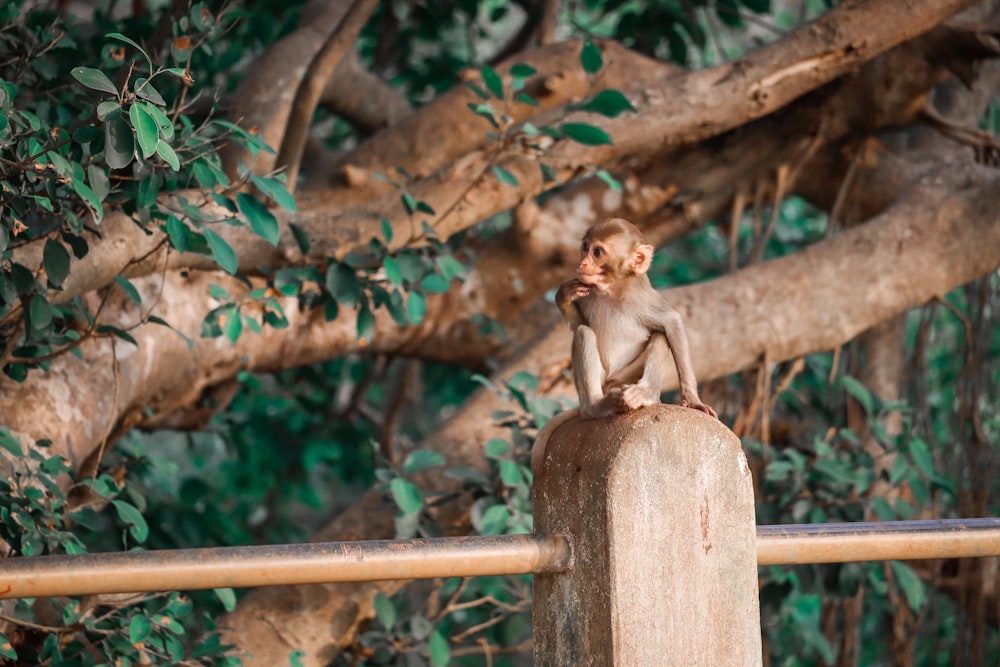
[0,534,571,600]
[757,518,1000,565]
[1,519,998,599]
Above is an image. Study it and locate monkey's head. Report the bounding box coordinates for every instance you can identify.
[577,218,654,292]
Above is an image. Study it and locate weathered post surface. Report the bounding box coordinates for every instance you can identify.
[532,404,762,666]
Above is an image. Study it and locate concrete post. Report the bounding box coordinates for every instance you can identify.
[532,404,762,666]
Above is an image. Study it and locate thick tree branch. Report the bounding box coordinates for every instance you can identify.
[317,49,411,132]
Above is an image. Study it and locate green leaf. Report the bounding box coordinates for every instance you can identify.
[214,588,237,612]
[68,178,103,224]
[420,274,450,294]
[383,256,402,286]
[576,89,636,118]
[112,500,149,543]
[428,630,450,667]
[114,276,142,305]
[580,39,603,74]
[871,496,896,521]
[479,504,510,535]
[401,193,417,214]
[510,63,537,78]
[39,455,69,475]
[909,438,935,477]
[134,78,166,105]
[96,100,120,120]
[403,449,445,475]
[97,324,139,346]
[141,102,174,140]
[0,633,18,660]
[129,613,151,644]
[465,81,490,100]
[156,140,180,170]
[71,67,118,96]
[499,459,523,487]
[164,215,190,252]
[192,160,218,188]
[203,227,238,274]
[251,175,296,211]
[149,315,194,349]
[87,164,110,202]
[516,93,540,107]
[289,222,310,254]
[435,256,465,282]
[237,193,280,246]
[485,438,510,459]
[289,650,306,667]
[29,295,54,330]
[492,165,518,187]
[373,592,397,630]
[356,299,375,342]
[326,262,360,307]
[407,291,426,325]
[481,65,504,99]
[104,112,135,169]
[43,239,70,288]
[129,103,159,158]
[389,478,423,515]
[560,122,612,146]
[106,32,153,72]
[0,429,23,457]
[223,307,243,343]
[890,561,926,612]
[380,218,393,243]
[841,376,874,415]
[596,168,622,192]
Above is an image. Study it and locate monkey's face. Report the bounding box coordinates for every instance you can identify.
[577,238,621,292]
[576,239,608,290]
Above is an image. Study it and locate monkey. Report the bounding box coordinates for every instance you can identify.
[532,218,715,472]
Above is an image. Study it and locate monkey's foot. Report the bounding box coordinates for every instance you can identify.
[681,398,719,419]
[619,384,659,411]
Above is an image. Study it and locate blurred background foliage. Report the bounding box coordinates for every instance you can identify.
[0,0,998,665]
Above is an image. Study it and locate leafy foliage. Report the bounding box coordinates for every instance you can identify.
[1,0,998,665]
[359,373,558,664]
[0,429,238,664]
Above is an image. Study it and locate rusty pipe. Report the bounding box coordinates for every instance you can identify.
[2,519,998,600]
[756,518,1000,565]
[0,534,571,600]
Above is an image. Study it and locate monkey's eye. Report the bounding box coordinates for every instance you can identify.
[581,242,589,253]
[593,246,604,258]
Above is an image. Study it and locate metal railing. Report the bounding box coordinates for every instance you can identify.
[1,518,998,600]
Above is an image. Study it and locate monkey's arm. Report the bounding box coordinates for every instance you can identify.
[555,279,589,330]
[654,305,718,419]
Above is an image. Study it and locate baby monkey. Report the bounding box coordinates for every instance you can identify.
[555,217,716,419]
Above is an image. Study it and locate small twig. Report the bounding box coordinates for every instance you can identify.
[0,611,71,634]
[749,163,789,264]
[728,185,748,271]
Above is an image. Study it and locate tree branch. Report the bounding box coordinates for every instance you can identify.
[274,0,380,191]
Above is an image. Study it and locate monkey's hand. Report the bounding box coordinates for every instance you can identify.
[556,279,591,325]
[681,395,718,419]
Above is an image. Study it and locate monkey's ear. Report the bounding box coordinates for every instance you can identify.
[630,244,654,274]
